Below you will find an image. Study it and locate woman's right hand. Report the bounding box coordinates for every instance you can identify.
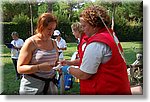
[38,62,55,71]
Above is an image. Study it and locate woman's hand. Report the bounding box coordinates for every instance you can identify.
[13,46,22,50]
[38,62,55,71]
[59,60,70,66]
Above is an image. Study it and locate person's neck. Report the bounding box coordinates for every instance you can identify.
[79,33,82,39]
[14,38,19,41]
[37,33,49,42]
[89,27,100,37]
[57,37,61,42]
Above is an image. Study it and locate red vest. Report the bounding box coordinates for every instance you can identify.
[80,28,131,95]
[77,33,87,65]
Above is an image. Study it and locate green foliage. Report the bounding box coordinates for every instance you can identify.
[113,2,143,41]
[114,15,142,41]
[2,22,17,43]
[2,3,30,21]
[38,3,48,15]
[54,11,74,42]
[12,13,30,24]
[2,1,143,42]
[2,21,31,43]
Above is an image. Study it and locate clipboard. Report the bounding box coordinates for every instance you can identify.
[5,43,14,48]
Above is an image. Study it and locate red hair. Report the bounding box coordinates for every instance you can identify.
[35,13,57,34]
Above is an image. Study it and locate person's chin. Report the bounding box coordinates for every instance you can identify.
[48,34,52,37]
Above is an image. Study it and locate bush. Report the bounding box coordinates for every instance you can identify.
[2,22,17,43]
[2,13,33,43]
[114,16,142,42]
[2,22,31,43]
[54,12,75,42]
[12,13,30,24]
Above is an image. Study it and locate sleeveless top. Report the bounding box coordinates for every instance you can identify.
[29,38,58,79]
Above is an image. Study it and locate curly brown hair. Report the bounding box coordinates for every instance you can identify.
[80,5,110,28]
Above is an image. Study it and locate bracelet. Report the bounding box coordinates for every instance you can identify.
[67,66,71,74]
[67,61,71,66]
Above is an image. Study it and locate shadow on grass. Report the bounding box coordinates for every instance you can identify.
[0,55,11,58]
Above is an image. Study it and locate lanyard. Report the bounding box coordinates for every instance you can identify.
[90,3,126,63]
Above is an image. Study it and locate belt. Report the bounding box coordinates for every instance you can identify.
[58,52,62,56]
[27,74,58,95]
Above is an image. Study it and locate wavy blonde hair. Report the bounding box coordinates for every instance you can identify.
[71,22,84,34]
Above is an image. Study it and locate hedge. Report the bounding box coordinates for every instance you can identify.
[1,22,31,43]
[115,23,143,42]
[1,21,143,43]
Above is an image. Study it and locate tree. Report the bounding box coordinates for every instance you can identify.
[2,3,29,21]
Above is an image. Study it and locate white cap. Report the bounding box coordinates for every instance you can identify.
[53,30,61,36]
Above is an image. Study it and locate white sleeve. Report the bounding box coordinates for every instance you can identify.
[20,39,24,46]
[11,40,14,45]
[63,39,67,48]
[18,39,24,47]
[80,42,112,74]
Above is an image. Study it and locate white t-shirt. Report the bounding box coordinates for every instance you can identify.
[55,37,67,60]
[11,38,24,59]
[80,42,112,74]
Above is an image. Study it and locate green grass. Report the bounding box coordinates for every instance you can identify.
[0,42,143,95]
[63,43,78,60]
[121,42,143,65]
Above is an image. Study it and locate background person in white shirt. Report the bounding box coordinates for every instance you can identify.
[53,30,67,94]
[53,30,67,61]
[11,32,24,80]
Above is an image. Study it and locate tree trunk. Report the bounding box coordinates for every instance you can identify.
[47,2,53,13]
[29,3,34,35]
[111,3,116,31]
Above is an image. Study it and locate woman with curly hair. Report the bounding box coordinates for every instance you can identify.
[61,5,131,95]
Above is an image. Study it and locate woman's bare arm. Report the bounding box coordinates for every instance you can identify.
[17,38,54,74]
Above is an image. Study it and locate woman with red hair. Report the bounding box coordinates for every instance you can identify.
[17,13,59,95]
